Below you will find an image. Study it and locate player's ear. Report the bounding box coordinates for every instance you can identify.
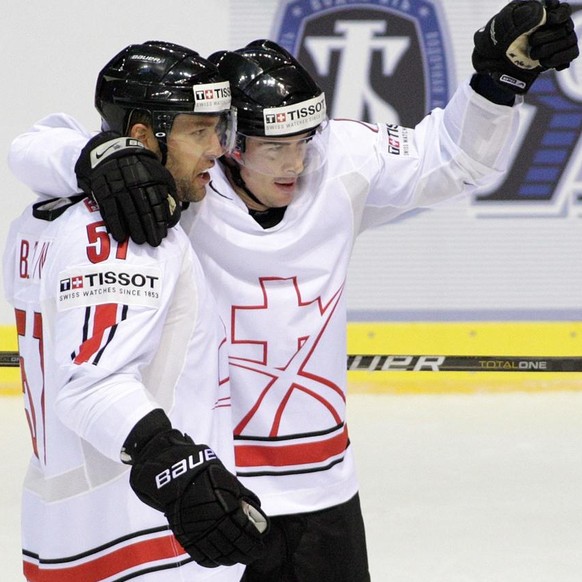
[129,123,158,151]
[129,123,160,156]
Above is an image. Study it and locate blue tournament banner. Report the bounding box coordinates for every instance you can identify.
[272,0,454,126]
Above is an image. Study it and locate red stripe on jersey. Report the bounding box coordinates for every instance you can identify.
[74,304,118,364]
[23,532,188,581]
[15,308,26,336]
[235,425,348,468]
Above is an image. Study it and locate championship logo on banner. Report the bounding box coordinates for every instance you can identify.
[472,5,582,218]
[273,0,454,126]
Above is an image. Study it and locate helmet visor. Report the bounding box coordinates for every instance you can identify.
[232,123,327,177]
[164,108,237,155]
[216,107,237,154]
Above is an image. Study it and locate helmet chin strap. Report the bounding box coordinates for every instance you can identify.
[221,159,288,229]
[158,140,168,166]
[223,159,268,208]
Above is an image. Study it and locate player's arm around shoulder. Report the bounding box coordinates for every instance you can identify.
[8,113,93,197]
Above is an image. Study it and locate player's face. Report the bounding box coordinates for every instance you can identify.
[165,113,225,202]
[237,134,309,208]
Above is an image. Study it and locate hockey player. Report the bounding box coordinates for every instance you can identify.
[7,3,579,581]
[3,41,268,582]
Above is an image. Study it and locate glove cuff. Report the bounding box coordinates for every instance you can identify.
[121,408,172,464]
[470,73,517,106]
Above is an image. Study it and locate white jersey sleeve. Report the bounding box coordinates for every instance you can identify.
[8,113,92,197]
[324,78,522,230]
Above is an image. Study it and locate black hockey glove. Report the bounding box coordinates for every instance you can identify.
[122,409,269,568]
[529,0,579,69]
[472,0,579,95]
[74,132,181,247]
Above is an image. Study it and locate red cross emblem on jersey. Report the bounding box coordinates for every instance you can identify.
[229,276,346,440]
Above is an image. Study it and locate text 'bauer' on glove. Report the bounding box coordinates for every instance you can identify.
[121,408,269,568]
[74,132,181,247]
[472,0,580,94]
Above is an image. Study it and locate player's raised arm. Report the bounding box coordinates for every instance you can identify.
[364,0,579,222]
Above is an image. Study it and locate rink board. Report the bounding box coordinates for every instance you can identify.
[2,322,582,395]
[347,322,582,394]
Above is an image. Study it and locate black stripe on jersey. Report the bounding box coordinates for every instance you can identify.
[236,444,351,478]
[208,178,234,200]
[93,304,128,365]
[22,525,170,564]
[82,306,91,342]
[71,306,92,361]
[233,422,345,442]
[106,556,195,582]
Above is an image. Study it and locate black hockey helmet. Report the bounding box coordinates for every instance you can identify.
[209,39,326,138]
[96,41,232,140]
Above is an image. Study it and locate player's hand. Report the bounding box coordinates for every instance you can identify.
[529,0,579,70]
[472,0,579,94]
[122,410,269,568]
[74,132,180,246]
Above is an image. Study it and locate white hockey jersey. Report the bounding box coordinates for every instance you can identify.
[3,195,242,581]
[8,80,521,518]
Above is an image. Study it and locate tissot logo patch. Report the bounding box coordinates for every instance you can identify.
[57,264,162,311]
[386,124,414,156]
[263,94,327,136]
[273,0,453,126]
[193,81,231,112]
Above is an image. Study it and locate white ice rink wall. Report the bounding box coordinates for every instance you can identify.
[2,0,582,384]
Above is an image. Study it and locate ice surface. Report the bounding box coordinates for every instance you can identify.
[2,391,581,581]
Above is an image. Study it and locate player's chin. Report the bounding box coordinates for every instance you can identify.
[186,173,211,201]
[180,183,207,203]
